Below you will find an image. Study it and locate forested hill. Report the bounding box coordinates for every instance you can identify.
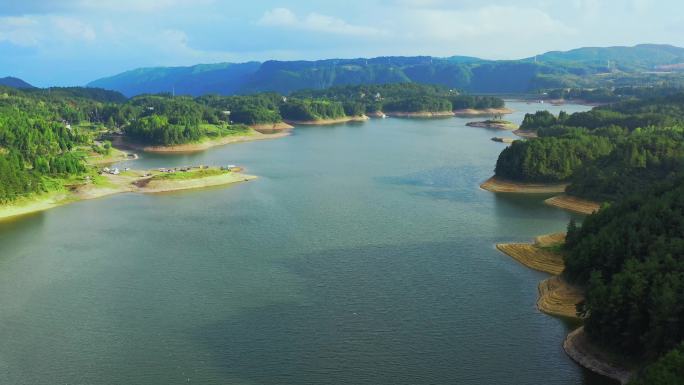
[87,44,684,97]
[494,90,684,202]
[0,77,35,89]
[563,177,684,384]
[533,44,684,71]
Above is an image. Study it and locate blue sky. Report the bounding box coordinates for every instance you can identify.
[1,0,683,86]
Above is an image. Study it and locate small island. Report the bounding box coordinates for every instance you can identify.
[466,119,518,130]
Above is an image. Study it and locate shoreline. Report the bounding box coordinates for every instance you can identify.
[495,233,584,318]
[544,195,601,215]
[453,107,514,117]
[480,176,568,194]
[496,232,566,274]
[496,233,584,318]
[249,122,294,134]
[284,115,369,126]
[513,129,538,138]
[111,130,290,153]
[384,111,455,118]
[538,276,584,319]
[494,228,633,381]
[0,169,255,222]
[564,327,634,384]
[491,137,515,143]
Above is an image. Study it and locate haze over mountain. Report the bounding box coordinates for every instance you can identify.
[0,77,35,89]
[88,44,684,97]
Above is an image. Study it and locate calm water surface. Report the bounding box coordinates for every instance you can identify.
[0,102,612,384]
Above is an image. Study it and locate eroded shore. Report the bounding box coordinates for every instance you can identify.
[453,107,514,117]
[480,176,568,194]
[544,195,601,215]
[495,229,634,382]
[564,327,634,384]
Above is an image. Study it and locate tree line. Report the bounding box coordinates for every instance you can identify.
[495,92,684,201]
[563,178,684,383]
[505,89,684,382]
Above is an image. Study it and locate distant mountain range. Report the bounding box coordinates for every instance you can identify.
[5,44,684,97]
[0,77,35,89]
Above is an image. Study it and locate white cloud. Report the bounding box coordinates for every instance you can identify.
[53,17,96,42]
[258,8,387,37]
[386,4,576,57]
[77,0,214,13]
[0,17,41,46]
[0,15,97,47]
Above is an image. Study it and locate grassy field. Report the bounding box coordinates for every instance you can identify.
[200,123,252,139]
[150,168,229,181]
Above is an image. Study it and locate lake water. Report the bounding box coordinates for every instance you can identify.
[0,101,610,384]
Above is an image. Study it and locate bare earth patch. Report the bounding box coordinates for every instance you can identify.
[513,129,538,138]
[453,107,514,117]
[545,195,601,215]
[537,276,584,319]
[480,176,568,193]
[496,242,565,275]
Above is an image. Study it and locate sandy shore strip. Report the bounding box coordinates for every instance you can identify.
[453,107,514,117]
[496,232,584,319]
[480,176,568,193]
[491,137,515,143]
[384,111,455,118]
[496,239,565,275]
[466,120,518,130]
[284,115,369,126]
[535,232,566,247]
[545,195,601,215]
[564,327,635,384]
[111,130,290,153]
[0,168,255,222]
[0,192,72,222]
[249,122,294,134]
[513,129,538,138]
[538,276,584,319]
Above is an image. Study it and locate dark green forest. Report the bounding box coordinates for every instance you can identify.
[0,87,93,202]
[563,178,684,384]
[292,83,504,114]
[495,92,684,201]
[495,90,684,383]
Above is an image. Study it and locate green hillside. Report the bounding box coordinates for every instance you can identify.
[86,44,684,97]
